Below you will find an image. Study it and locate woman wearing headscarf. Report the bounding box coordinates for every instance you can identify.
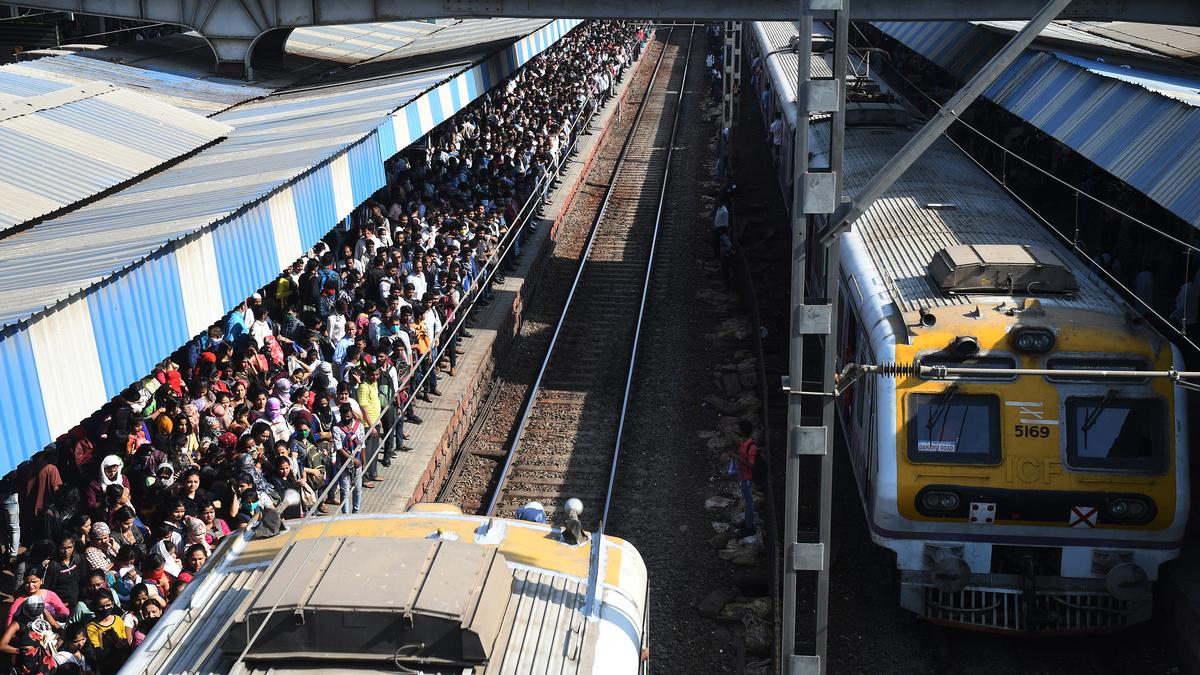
[89,522,119,557]
[263,397,293,444]
[184,518,212,557]
[0,594,57,675]
[85,456,129,511]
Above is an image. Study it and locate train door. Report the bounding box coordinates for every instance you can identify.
[839,293,872,500]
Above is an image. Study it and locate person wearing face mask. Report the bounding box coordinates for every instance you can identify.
[289,417,328,515]
[84,592,128,672]
[129,598,162,648]
[0,594,56,675]
[185,325,225,372]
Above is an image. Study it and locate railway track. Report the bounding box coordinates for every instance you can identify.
[441,26,694,528]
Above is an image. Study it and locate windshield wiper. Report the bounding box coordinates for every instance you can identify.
[926,384,960,431]
[1081,389,1118,434]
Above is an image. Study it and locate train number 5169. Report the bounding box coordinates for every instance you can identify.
[1013,424,1051,438]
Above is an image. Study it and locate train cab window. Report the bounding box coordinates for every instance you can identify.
[1065,396,1165,472]
[907,392,1001,464]
[919,355,1017,380]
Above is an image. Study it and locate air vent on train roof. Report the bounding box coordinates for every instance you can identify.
[928,244,1078,296]
[222,537,512,666]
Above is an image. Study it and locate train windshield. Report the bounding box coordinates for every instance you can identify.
[908,392,1000,463]
[1065,395,1165,471]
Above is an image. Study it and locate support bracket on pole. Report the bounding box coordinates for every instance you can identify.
[796,304,832,335]
[790,426,827,455]
[791,542,826,570]
[788,655,822,675]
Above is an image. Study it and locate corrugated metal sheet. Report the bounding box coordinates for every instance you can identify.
[0,84,231,235]
[973,20,1161,57]
[874,21,998,79]
[0,54,267,116]
[491,568,591,675]
[873,21,1200,227]
[1053,52,1200,106]
[0,330,49,468]
[0,18,579,462]
[286,18,550,66]
[388,18,551,60]
[1062,21,1200,61]
[0,63,454,330]
[286,21,441,64]
[987,50,1200,225]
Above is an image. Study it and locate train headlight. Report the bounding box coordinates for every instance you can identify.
[1105,563,1151,602]
[918,490,960,514]
[1011,327,1055,353]
[931,555,971,594]
[1105,496,1155,524]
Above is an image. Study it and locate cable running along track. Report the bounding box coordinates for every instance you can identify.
[448,26,694,530]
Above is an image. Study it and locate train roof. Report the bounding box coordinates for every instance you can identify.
[835,123,1123,316]
[750,20,1129,321]
[122,508,647,675]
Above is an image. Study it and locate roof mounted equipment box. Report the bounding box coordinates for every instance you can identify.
[929,244,1078,295]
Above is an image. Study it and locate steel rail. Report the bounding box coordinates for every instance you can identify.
[484,25,681,518]
[583,22,696,623]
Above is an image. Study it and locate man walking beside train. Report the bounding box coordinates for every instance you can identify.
[724,420,759,537]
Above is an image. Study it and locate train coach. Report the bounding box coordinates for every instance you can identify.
[122,502,649,674]
[750,20,1190,633]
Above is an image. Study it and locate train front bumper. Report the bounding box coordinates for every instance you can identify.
[900,571,1153,633]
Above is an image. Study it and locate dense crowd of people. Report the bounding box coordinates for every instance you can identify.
[0,19,647,674]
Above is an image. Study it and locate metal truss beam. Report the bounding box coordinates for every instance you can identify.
[6,0,1200,37]
[8,0,1194,77]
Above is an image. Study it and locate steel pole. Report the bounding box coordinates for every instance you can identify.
[816,233,841,670]
[814,6,849,669]
[822,0,1073,242]
[782,6,814,671]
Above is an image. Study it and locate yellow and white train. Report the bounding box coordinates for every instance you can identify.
[751,20,1189,633]
[124,504,649,674]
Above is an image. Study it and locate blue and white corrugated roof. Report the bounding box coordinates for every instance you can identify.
[873,21,1200,227]
[0,17,580,465]
[0,83,231,234]
[0,63,459,330]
